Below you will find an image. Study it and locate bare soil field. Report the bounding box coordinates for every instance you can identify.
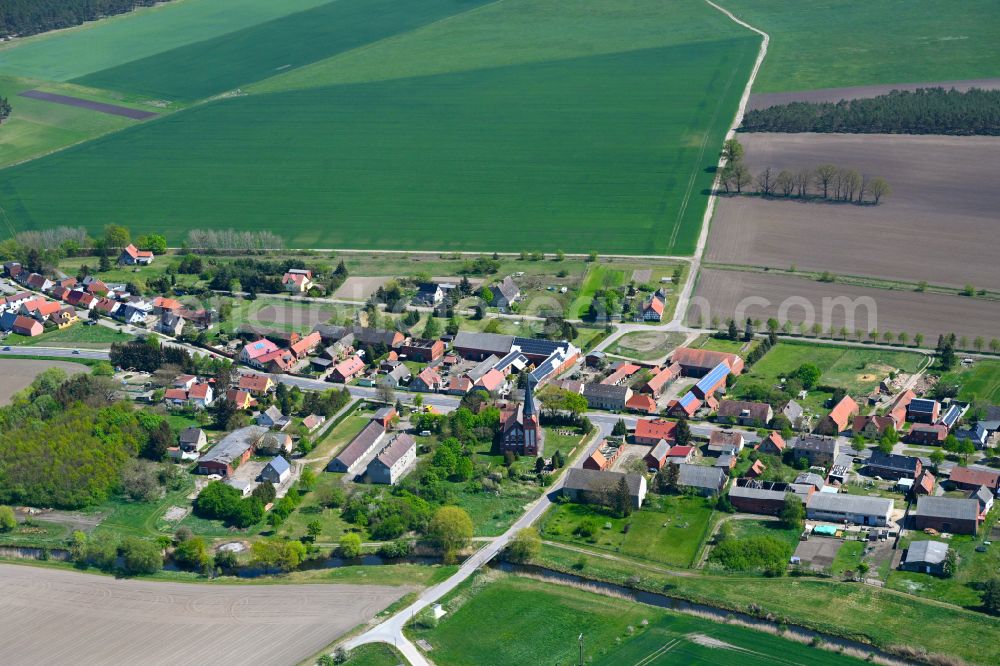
[0,563,409,666]
[688,268,1000,341]
[746,77,1000,111]
[706,133,1000,290]
[0,358,87,405]
[18,89,159,120]
[248,301,337,331]
[333,276,391,300]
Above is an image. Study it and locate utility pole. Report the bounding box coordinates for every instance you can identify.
[578,633,584,666]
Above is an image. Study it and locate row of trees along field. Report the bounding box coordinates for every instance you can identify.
[0,0,176,39]
[740,88,1000,135]
[718,139,890,204]
[0,97,10,122]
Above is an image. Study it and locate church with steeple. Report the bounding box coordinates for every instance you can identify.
[501,374,545,456]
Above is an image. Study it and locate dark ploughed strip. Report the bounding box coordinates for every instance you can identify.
[18,89,158,120]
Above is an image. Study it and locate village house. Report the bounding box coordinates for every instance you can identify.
[196,426,263,476]
[491,276,521,310]
[584,440,623,471]
[865,451,922,480]
[411,366,445,392]
[50,307,79,329]
[239,339,280,368]
[583,383,632,411]
[411,282,444,306]
[452,331,515,361]
[641,362,680,396]
[367,434,417,485]
[746,459,767,478]
[814,395,859,435]
[900,541,950,576]
[26,273,53,292]
[717,399,773,427]
[888,389,915,426]
[707,430,744,455]
[790,435,840,468]
[561,468,647,508]
[633,418,676,445]
[11,315,43,337]
[667,391,716,418]
[329,420,388,474]
[852,414,896,440]
[691,362,732,400]
[289,331,322,359]
[729,479,812,515]
[157,312,185,336]
[644,440,672,470]
[907,398,941,424]
[970,485,994,515]
[670,347,745,377]
[302,414,326,433]
[261,456,292,485]
[226,389,255,410]
[382,364,412,388]
[625,393,657,414]
[676,464,726,496]
[806,493,893,527]
[946,466,1000,493]
[331,356,365,383]
[757,431,786,455]
[239,373,274,395]
[907,424,948,445]
[282,269,313,293]
[913,496,981,535]
[602,362,641,387]
[256,405,289,431]
[401,338,445,362]
[638,290,666,322]
[119,244,154,265]
[667,445,696,465]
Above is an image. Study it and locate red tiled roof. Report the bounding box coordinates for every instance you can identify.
[164,388,187,401]
[626,393,657,413]
[645,363,680,393]
[760,432,786,451]
[290,331,322,357]
[826,395,859,430]
[476,369,506,392]
[949,466,1000,490]
[671,347,742,371]
[239,374,272,393]
[188,383,211,400]
[635,418,676,441]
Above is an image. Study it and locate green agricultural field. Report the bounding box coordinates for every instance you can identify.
[0,0,760,254]
[720,0,1000,92]
[0,76,148,167]
[74,0,495,101]
[410,573,863,666]
[541,494,714,568]
[0,0,332,83]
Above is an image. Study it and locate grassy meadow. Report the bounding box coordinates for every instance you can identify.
[410,573,865,666]
[721,0,1000,92]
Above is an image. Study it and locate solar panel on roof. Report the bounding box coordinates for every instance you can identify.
[678,392,697,408]
[909,399,936,412]
[695,362,730,393]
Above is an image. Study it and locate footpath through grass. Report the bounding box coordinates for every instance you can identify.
[410,572,864,666]
[720,0,1000,92]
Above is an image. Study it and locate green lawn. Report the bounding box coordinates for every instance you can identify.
[410,573,863,666]
[720,0,1000,92]
[537,544,1000,665]
[830,540,866,577]
[73,0,495,102]
[939,359,1000,403]
[886,508,1000,609]
[0,520,69,548]
[8,323,133,348]
[1,0,759,254]
[695,335,754,354]
[569,264,627,319]
[277,472,356,543]
[728,518,800,551]
[605,331,687,362]
[541,495,714,568]
[734,341,924,414]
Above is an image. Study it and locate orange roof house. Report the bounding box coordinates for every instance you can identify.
[634,418,677,445]
[626,393,657,414]
[815,395,859,435]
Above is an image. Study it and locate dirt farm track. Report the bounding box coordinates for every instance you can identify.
[0,564,409,666]
[705,133,1000,291]
[689,268,1000,342]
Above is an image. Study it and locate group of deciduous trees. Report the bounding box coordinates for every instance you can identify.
[0,0,175,38]
[0,96,10,122]
[741,88,1000,136]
